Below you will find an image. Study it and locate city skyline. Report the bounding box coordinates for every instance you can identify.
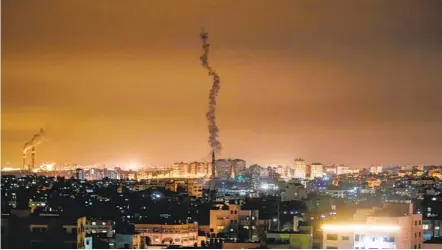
[2,0,442,168]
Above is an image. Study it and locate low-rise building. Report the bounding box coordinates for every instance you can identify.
[265,231,313,249]
[187,180,203,198]
[322,203,423,249]
[325,189,347,199]
[281,182,307,201]
[134,222,198,247]
[209,201,260,241]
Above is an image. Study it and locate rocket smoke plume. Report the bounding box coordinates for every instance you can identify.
[23,128,45,154]
[200,31,221,153]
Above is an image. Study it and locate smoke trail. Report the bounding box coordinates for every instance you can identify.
[23,128,45,153]
[200,31,221,153]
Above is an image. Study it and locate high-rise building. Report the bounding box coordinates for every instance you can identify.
[215,159,246,180]
[294,158,307,179]
[370,165,383,174]
[336,165,349,175]
[75,168,84,180]
[231,159,246,176]
[310,163,324,179]
[275,165,285,177]
[170,161,212,178]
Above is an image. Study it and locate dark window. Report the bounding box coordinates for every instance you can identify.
[418,244,421,249]
[384,237,394,242]
[235,210,237,214]
[326,234,338,241]
[342,236,350,240]
[230,211,233,214]
[415,221,418,226]
[419,220,422,225]
[124,243,130,249]
[419,232,421,237]
[415,232,417,238]
[326,247,338,249]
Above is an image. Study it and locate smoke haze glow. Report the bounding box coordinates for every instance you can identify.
[1,0,442,168]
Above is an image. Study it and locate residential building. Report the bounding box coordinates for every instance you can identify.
[310,163,324,179]
[265,230,313,249]
[294,158,307,179]
[209,201,260,241]
[115,233,142,249]
[322,203,423,249]
[187,180,203,198]
[370,165,383,175]
[0,209,77,249]
[281,182,307,201]
[336,165,349,175]
[134,222,198,247]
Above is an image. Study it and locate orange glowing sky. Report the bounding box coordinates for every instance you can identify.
[2,0,442,168]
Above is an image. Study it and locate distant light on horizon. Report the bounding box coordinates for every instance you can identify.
[321,224,400,232]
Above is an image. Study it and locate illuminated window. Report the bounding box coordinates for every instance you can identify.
[326,234,338,241]
[423,225,429,230]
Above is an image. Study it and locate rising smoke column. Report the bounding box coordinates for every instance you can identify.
[200,31,221,153]
[23,128,45,154]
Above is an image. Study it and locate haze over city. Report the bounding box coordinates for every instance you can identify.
[2,0,442,168]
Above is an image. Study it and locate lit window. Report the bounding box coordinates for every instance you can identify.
[326,234,338,241]
[423,225,429,230]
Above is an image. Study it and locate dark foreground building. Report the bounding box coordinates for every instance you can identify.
[1,209,77,249]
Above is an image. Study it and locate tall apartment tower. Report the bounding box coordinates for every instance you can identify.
[294,158,307,179]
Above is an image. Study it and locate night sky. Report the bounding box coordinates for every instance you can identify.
[2,0,442,168]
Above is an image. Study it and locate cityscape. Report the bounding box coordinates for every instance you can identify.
[2,0,442,249]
